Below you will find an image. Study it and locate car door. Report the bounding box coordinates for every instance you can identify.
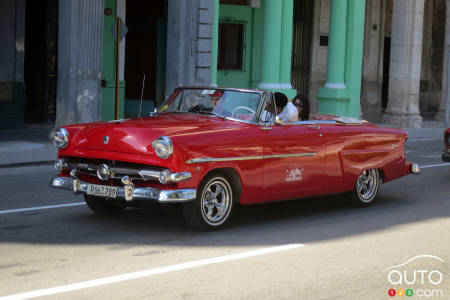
[261,122,326,202]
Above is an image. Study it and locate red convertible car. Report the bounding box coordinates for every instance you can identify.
[51,87,421,230]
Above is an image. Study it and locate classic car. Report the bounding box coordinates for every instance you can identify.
[50,87,421,230]
[443,128,450,162]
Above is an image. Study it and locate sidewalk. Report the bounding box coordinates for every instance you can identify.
[0,124,56,168]
[0,120,448,168]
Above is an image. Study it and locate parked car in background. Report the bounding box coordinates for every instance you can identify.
[443,128,450,162]
[50,87,421,230]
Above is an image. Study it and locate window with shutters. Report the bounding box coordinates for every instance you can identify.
[218,23,244,70]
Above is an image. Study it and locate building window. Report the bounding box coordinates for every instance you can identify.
[218,23,244,70]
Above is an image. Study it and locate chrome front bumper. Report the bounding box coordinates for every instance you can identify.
[50,176,196,203]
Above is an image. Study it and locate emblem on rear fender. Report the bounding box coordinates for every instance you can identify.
[103,136,109,144]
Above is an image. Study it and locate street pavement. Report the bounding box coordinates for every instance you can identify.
[0,125,56,167]
[0,122,449,299]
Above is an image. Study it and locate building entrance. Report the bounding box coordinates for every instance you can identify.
[24,0,58,123]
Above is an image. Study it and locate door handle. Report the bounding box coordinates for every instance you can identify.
[307,125,321,130]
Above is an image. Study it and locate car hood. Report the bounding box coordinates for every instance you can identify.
[69,114,246,156]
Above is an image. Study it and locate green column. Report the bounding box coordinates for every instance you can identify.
[345,0,366,118]
[279,0,293,86]
[211,0,219,87]
[258,0,282,89]
[325,0,347,89]
[279,0,296,97]
[317,0,365,118]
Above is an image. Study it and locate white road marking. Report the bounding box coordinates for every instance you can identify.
[0,243,305,300]
[421,163,450,169]
[0,203,86,215]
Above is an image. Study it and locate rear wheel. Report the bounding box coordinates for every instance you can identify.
[84,195,126,214]
[348,169,380,207]
[183,173,235,230]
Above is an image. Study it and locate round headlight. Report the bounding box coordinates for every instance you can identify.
[53,128,69,149]
[97,164,111,181]
[152,136,173,159]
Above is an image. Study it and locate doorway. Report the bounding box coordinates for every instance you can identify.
[291,0,314,97]
[24,0,58,123]
[124,0,167,117]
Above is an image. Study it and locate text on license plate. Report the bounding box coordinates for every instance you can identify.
[87,184,118,198]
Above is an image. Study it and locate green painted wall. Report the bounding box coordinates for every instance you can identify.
[250,6,264,89]
[217,4,254,88]
[216,2,295,98]
[101,0,125,121]
[317,0,366,118]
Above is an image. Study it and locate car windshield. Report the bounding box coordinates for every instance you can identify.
[157,88,262,122]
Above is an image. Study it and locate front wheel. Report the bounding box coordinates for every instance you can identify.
[183,173,235,230]
[347,169,380,207]
[84,195,126,214]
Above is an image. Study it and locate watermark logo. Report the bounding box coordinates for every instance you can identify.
[385,255,446,298]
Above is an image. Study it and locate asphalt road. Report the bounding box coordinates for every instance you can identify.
[0,137,449,300]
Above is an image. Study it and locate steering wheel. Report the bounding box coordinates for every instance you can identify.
[231,106,256,119]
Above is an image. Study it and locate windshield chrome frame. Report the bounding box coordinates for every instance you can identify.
[158,87,265,124]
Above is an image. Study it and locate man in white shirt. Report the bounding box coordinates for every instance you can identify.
[274,92,298,123]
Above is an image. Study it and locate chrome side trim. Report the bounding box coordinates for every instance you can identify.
[264,153,316,159]
[186,153,316,164]
[50,176,196,203]
[186,156,264,164]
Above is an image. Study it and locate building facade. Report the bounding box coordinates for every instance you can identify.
[308,0,450,127]
[1,0,449,129]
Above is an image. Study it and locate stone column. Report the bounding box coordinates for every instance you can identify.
[258,0,282,90]
[382,0,425,128]
[325,0,347,89]
[56,0,105,127]
[165,0,213,99]
[436,0,450,121]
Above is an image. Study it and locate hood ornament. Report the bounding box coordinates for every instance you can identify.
[103,136,109,144]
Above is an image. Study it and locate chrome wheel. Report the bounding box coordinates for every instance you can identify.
[356,169,379,203]
[349,169,380,207]
[200,177,232,226]
[183,173,236,230]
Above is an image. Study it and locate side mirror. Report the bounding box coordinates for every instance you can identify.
[275,116,283,125]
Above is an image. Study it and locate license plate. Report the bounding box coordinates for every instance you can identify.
[87,184,118,198]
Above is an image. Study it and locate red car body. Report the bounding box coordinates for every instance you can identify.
[51,87,420,229]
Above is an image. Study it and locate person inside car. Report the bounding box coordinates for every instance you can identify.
[293,94,310,121]
[210,90,222,107]
[275,92,298,122]
[188,90,223,113]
